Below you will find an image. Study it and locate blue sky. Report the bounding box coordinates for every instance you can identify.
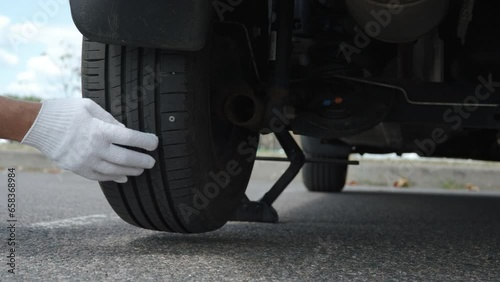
[0,1,82,99]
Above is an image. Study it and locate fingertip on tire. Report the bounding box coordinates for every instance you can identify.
[144,133,159,152]
[146,156,156,169]
[114,176,128,184]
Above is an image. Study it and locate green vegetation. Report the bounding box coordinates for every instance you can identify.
[360,180,388,187]
[2,94,42,103]
[441,180,463,190]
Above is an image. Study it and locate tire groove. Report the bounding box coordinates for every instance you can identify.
[137,47,173,232]
[156,50,189,233]
[118,45,143,228]
[104,44,110,112]
[104,44,139,227]
[140,49,184,232]
[126,47,158,230]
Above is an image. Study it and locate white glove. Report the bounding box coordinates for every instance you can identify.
[22,98,159,183]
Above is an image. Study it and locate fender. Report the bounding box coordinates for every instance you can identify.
[70,0,212,51]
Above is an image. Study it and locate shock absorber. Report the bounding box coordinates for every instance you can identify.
[264,0,295,132]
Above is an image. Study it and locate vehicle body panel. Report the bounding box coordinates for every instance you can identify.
[69,0,211,51]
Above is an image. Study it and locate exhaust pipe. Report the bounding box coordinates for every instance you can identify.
[224,92,264,129]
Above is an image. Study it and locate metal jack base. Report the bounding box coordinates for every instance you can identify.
[231,130,304,223]
[231,195,280,223]
[231,130,358,224]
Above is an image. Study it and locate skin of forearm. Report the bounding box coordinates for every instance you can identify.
[0,96,42,142]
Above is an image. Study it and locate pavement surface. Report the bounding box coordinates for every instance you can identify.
[0,169,499,281]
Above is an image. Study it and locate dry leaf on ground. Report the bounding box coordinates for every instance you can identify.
[394,178,410,188]
[465,183,480,192]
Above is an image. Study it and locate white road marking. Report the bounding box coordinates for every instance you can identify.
[30,214,112,229]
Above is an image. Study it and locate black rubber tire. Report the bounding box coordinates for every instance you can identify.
[81,38,257,233]
[301,137,350,193]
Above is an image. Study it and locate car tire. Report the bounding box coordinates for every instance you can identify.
[301,136,351,193]
[81,38,258,233]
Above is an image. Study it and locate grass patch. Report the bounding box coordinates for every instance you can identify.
[441,180,464,190]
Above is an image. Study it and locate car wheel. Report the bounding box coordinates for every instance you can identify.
[301,136,351,193]
[81,37,258,233]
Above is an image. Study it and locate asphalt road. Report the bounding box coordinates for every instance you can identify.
[1,170,500,281]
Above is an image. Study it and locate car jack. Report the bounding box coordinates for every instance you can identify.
[231,0,359,224]
[231,130,359,223]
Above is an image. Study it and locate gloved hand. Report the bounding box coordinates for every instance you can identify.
[22,98,158,183]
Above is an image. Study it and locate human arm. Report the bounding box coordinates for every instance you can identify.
[0,96,42,142]
[0,97,158,183]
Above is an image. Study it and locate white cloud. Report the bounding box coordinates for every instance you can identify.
[6,55,56,96]
[0,11,82,99]
[36,26,82,48]
[0,49,19,65]
[0,15,11,46]
[16,70,36,81]
[6,54,80,99]
[0,15,10,29]
[6,78,46,96]
[7,23,82,55]
[1,20,82,99]
[26,55,61,76]
[1,12,81,55]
